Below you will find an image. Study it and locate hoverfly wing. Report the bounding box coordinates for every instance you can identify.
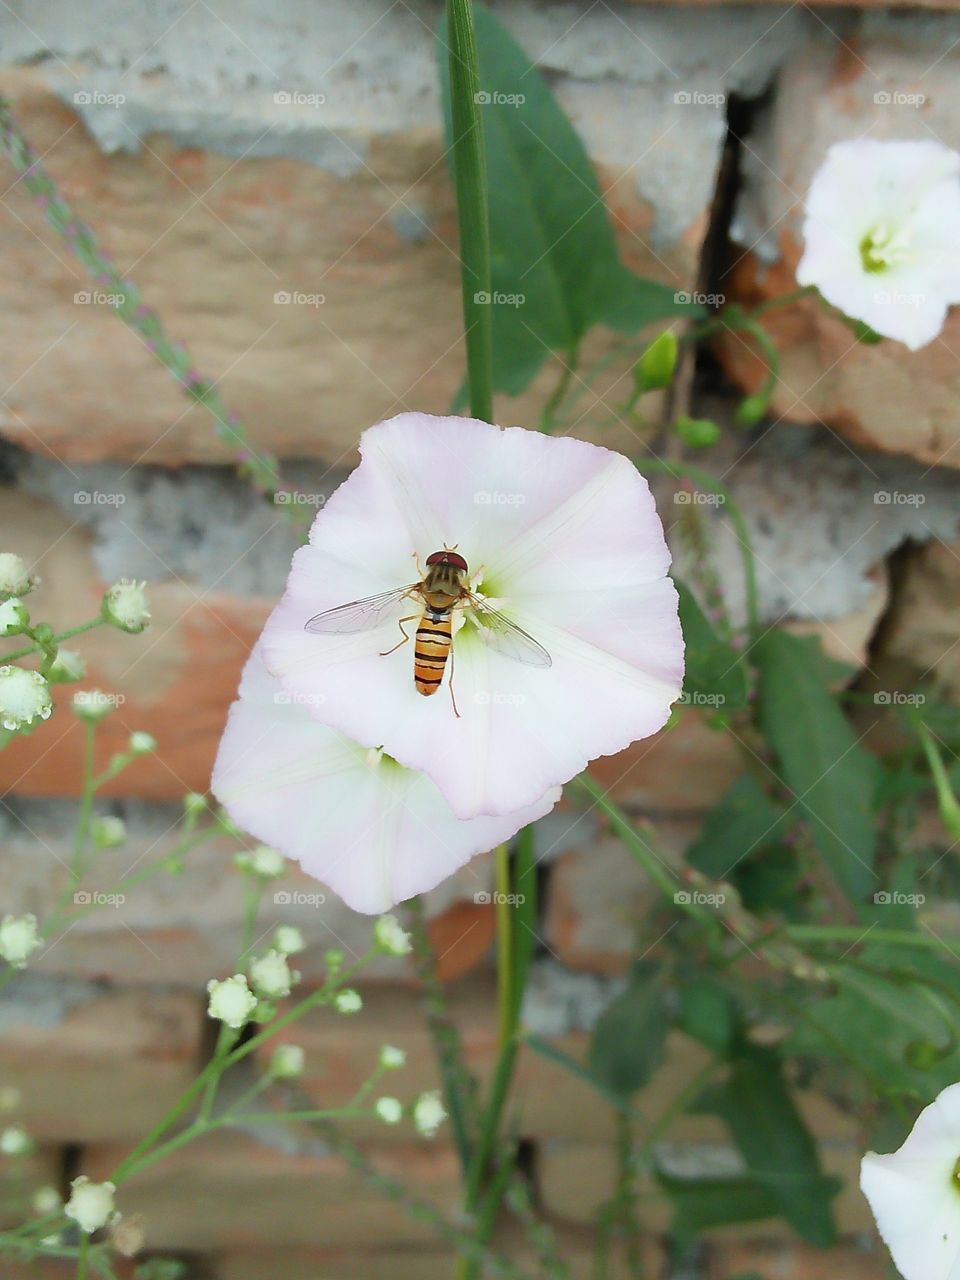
[464,593,552,667]
[305,585,419,634]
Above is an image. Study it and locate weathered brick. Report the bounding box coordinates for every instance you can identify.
[0,975,202,1141]
[0,1145,62,1230]
[707,1237,889,1280]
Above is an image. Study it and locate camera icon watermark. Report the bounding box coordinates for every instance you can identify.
[674,290,725,307]
[874,490,926,506]
[473,290,525,308]
[74,490,126,507]
[474,890,526,905]
[474,490,526,506]
[673,90,726,107]
[274,290,325,307]
[73,90,126,108]
[273,90,326,108]
[474,90,526,107]
[274,889,327,907]
[873,691,926,707]
[874,890,925,907]
[274,490,326,508]
[74,290,125,307]
[473,691,526,706]
[674,890,726,907]
[674,490,725,506]
[73,890,126,908]
[873,90,925,107]
[678,691,727,708]
[273,690,326,707]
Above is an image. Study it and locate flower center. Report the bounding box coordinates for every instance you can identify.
[859,222,912,274]
[952,1156,960,1192]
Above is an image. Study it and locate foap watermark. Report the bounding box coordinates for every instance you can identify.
[474,691,526,707]
[274,290,325,307]
[474,490,526,506]
[674,290,725,307]
[74,890,125,908]
[274,889,327,907]
[74,490,126,507]
[874,490,926,506]
[474,90,526,107]
[474,291,525,308]
[675,890,726,907]
[74,290,125,307]
[274,690,326,708]
[274,490,326,508]
[274,90,326,108]
[873,90,926,108]
[874,691,926,707]
[679,690,726,709]
[674,490,725,506]
[874,288,926,308]
[77,690,125,712]
[673,90,726,107]
[73,90,126,108]
[474,891,526,905]
[874,890,925,907]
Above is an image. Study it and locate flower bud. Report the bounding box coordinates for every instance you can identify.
[413,1090,446,1138]
[0,667,52,733]
[206,974,257,1029]
[235,845,285,879]
[65,1176,116,1234]
[102,579,150,633]
[0,1125,34,1156]
[273,925,305,955]
[0,914,40,969]
[375,1097,403,1125]
[674,415,721,449]
[71,688,116,723]
[47,648,85,683]
[379,1045,406,1071]
[269,1043,305,1080]
[334,989,362,1015]
[128,731,157,755]
[634,330,678,393]
[0,598,28,638]
[91,815,127,850]
[0,553,36,601]
[374,913,412,957]
[249,949,297,999]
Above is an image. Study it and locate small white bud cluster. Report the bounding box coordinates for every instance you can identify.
[374,913,412,957]
[91,815,127,849]
[206,974,258,1029]
[64,1176,117,1234]
[0,914,41,969]
[269,1043,305,1079]
[235,845,285,879]
[249,949,299,1000]
[0,553,36,601]
[0,598,28,638]
[413,1090,447,1139]
[334,988,362,1015]
[101,579,150,634]
[0,667,52,732]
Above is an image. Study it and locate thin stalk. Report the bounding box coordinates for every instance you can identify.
[1,618,104,663]
[71,720,97,881]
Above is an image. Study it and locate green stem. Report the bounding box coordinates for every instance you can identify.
[76,1233,89,1280]
[71,720,97,882]
[786,924,959,950]
[540,346,580,433]
[495,844,513,1048]
[1,618,104,663]
[446,0,493,423]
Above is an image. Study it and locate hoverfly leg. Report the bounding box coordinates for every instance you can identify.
[380,615,418,658]
[447,633,461,719]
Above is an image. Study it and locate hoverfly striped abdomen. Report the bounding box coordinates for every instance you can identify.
[414,606,453,697]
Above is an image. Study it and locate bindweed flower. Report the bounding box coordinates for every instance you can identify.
[0,914,40,969]
[212,646,558,913]
[413,1090,447,1139]
[91,815,126,849]
[273,925,305,955]
[64,1176,116,1234]
[375,1096,403,1125]
[0,667,52,732]
[102,579,150,633]
[374,913,412,957]
[335,988,363,1015]
[206,974,258,1029]
[0,553,35,601]
[797,139,960,350]
[259,413,683,819]
[0,598,28,638]
[861,1080,960,1280]
[249,948,297,999]
[380,1045,406,1070]
[269,1043,305,1079]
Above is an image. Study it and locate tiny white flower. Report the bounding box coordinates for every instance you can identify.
[0,667,52,733]
[128,731,157,755]
[379,1045,406,1071]
[206,974,258,1029]
[64,1176,116,1234]
[374,913,412,957]
[32,1185,61,1215]
[0,598,28,638]
[249,949,297,999]
[269,1043,305,1079]
[71,688,116,722]
[183,791,207,816]
[48,648,85,683]
[102,579,150,633]
[91,815,126,849]
[0,1125,33,1155]
[861,1080,960,1280]
[334,988,362,1015]
[798,139,960,350]
[235,845,285,879]
[0,553,35,600]
[0,914,40,969]
[375,1096,403,1125]
[273,925,305,955]
[413,1090,447,1139]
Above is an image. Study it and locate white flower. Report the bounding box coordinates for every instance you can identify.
[211,646,558,913]
[32,1186,61,1215]
[102,579,150,633]
[249,846,285,879]
[249,949,297,999]
[0,667,52,732]
[0,1125,33,1155]
[91,815,126,849]
[374,914,412,957]
[259,413,683,820]
[269,1043,305,1079]
[861,1080,960,1280]
[206,974,258,1029]
[375,1096,403,1125]
[48,649,85,683]
[413,1090,447,1139]
[273,925,305,955]
[0,598,28,637]
[797,139,960,350]
[0,554,35,600]
[71,688,116,722]
[64,1176,116,1234]
[128,731,156,755]
[380,1045,406,1071]
[335,989,362,1014]
[0,914,40,969]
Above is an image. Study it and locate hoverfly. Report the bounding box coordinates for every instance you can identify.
[304,549,551,715]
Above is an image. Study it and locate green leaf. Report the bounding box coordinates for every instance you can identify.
[676,579,749,712]
[524,1034,632,1114]
[657,1170,780,1241]
[695,1047,839,1246]
[754,631,879,903]
[589,965,668,1096]
[438,5,693,396]
[678,979,736,1055]
[686,775,788,881]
